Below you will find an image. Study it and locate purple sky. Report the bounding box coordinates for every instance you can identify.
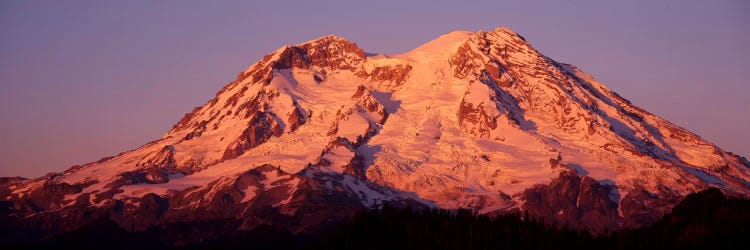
[1,0,748,178]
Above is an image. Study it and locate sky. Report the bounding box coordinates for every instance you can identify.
[0,0,748,178]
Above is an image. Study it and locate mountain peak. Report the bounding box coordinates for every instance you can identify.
[4,27,750,239]
[263,34,366,71]
[489,26,522,38]
[300,34,355,45]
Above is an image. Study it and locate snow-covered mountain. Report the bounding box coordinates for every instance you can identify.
[3,27,749,235]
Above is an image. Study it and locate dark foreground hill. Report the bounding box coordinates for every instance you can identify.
[2,188,747,250]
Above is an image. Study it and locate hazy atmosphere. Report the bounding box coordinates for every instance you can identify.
[1,0,748,178]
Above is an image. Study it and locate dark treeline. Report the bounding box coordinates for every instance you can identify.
[317,207,601,250]
[319,188,750,250]
[3,188,749,250]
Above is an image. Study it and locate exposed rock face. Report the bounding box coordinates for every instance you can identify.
[222,111,284,160]
[287,101,308,132]
[521,169,621,233]
[458,97,499,138]
[619,188,681,228]
[2,27,749,239]
[358,64,413,89]
[273,36,366,71]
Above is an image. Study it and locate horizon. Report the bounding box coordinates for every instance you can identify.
[1,0,748,178]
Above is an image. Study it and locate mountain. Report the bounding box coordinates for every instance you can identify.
[2,27,749,239]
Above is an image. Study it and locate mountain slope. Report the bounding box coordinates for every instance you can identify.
[2,27,749,236]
